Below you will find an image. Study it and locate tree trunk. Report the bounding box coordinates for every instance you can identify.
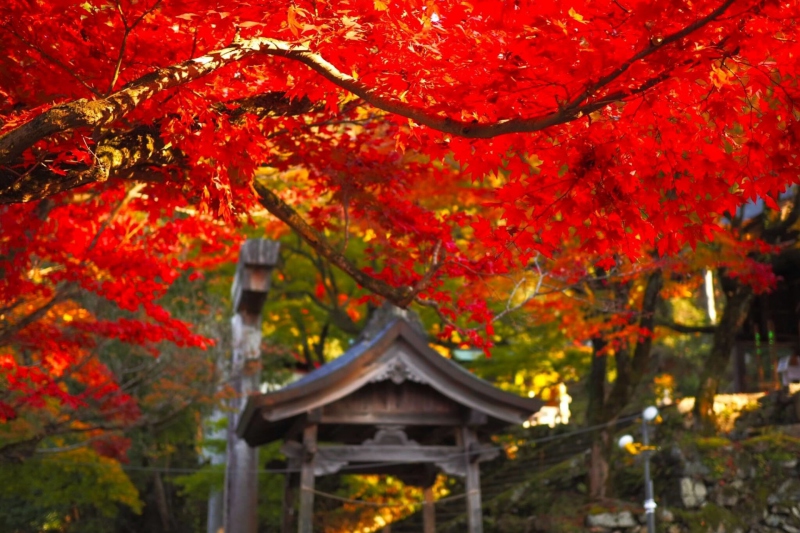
[153,470,171,532]
[693,276,754,433]
[586,270,662,500]
[588,427,612,500]
[586,336,609,500]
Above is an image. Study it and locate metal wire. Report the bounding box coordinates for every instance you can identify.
[37,414,639,476]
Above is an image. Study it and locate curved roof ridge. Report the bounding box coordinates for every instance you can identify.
[236,317,542,444]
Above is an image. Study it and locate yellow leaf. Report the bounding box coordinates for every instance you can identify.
[341,15,360,28]
[287,5,302,37]
[710,65,731,88]
[568,7,587,23]
[374,0,389,10]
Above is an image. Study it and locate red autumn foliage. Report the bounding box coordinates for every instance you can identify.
[0,184,236,456]
[1,0,799,453]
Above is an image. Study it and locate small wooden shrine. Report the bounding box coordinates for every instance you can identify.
[237,309,541,533]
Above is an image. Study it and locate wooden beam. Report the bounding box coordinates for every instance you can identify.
[465,409,488,426]
[317,444,460,462]
[298,424,317,533]
[281,440,498,477]
[281,458,299,533]
[423,486,436,533]
[283,416,308,443]
[319,412,464,426]
[460,427,483,533]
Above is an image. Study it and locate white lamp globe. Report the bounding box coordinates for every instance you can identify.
[618,434,634,449]
[643,406,659,421]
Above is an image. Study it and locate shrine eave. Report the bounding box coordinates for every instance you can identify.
[236,318,542,446]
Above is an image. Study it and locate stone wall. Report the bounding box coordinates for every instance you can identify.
[585,429,800,533]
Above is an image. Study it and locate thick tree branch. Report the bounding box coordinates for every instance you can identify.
[1,0,740,176]
[0,39,305,168]
[216,92,317,120]
[0,92,313,203]
[655,319,716,334]
[260,0,736,138]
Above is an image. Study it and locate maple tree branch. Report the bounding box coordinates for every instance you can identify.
[0,0,741,178]
[415,297,461,332]
[108,2,131,95]
[0,91,314,203]
[492,256,546,323]
[565,0,737,112]
[0,39,284,168]
[0,287,76,346]
[4,27,102,98]
[108,0,164,95]
[253,179,416,307]
[0,127,176,202]
[264,0,736,137]
[655,320,716,334]
[407,240,445,303]
[217,92,317,120]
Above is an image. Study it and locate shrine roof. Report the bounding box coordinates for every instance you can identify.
[237,317,542,446]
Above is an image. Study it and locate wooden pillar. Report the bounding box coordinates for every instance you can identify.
[223,240,280,533]
[423,485,436,533]
[282,458,299,533]
[459,427,483,533]
[298,424,317,533]
[207,491,223,533]
[223,312,264,533]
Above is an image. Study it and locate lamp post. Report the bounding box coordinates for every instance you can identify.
[619,406,659,533]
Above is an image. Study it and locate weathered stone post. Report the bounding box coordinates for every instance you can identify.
[222,239,281,533]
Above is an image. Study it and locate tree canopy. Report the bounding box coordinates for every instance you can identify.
[2,0,799,307]
[2,0,800,519]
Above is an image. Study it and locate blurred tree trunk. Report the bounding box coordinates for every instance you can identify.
[693,274,754,432]
[586,270,663,500]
